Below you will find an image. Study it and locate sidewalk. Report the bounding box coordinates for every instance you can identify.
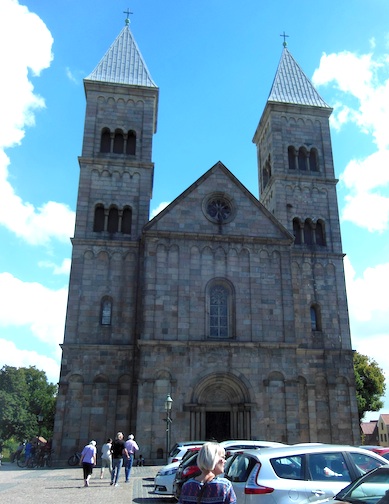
[0,463,172,503]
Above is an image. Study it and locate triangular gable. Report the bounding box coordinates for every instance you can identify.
[144,161,293,244]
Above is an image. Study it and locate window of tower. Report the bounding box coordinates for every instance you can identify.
[298,147,308,171]
[310,304,322,331]
[93,204,105,232]
[100,128,111,153]
[107,206,119,233]
[315,220,326,246]
[100,296,113,326]
[206,279,235,339]
[121,206,132,235]
[293,218,302,244]
[309,148,319,172]
[113,129,124,154]
[304,219,313,245]
[288,146,296,170]
[126,130,136,155]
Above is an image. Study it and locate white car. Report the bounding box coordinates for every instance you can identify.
[154,461,180,495]
[167,441,205,464]
[224,444,388,504]
[220,439,286,458]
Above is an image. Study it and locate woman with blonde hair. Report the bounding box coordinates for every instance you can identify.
[179,442,236,503]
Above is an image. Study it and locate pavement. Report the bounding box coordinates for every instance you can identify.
[0,462,175,504]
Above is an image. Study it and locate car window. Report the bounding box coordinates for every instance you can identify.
[348,452,384,477]
[226,455,256,483]
[271,455,304,480]
[308,453,350,482]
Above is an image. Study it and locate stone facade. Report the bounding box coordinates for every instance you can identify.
[53,25,360,464]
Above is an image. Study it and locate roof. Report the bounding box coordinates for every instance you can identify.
[379,414,389,425]
[268,47,330,108]
[361,421,378,435]
[86,24,157,87]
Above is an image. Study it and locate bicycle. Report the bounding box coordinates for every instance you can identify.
[68,451,82,466]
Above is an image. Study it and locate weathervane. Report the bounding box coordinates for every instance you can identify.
[123,7,133,26]
[280,31,289,47]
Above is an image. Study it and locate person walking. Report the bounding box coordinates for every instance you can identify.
[100,438,112,479]
[110,432,128,487]
[179,442,236,504]
[80,440,97,487]
[124,434,139,482]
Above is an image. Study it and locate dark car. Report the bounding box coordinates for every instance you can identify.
[173,451,201,500]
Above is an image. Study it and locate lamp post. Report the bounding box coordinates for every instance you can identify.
[165,394,173,463]
[37,413,44,441]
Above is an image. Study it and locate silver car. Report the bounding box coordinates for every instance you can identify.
[224,444,388,504]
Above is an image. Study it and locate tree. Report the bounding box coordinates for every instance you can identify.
[354,352,386,421]
[0,366,57,442]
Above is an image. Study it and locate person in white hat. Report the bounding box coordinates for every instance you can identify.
[80,440,97,487]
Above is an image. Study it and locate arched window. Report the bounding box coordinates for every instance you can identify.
[315,220,326,246]
[288,146,296,170]
[304,219,313,245]
[309,148,319,172]
[207,279,235,339]
[310,304,321,331]
[93,205,105,232]
[293,218,302,245]
[121,206,132,235]
[107,207,119,233]
[126,130,136,155]
[100,297,112,326]
[100,128,111,153]
[298,147,308,171]
[113,129,124,154]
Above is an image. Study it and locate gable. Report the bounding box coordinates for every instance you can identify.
[144,162,293,245]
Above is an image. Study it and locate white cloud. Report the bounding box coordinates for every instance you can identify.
[0,339,60,384]
[313,49,389,232]
[38,258,71,275]
[0,272,67,348]
[150,201,170,218]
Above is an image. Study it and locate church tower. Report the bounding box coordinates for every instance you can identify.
[53,18,158,460]
[253,46,358,443]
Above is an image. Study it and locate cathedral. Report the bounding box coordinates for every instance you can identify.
[53,18,361,463]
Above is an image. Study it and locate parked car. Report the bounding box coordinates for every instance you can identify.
[320,463,389,504]
[173,440,286,500]
[223,444,388,504]
[167,440,206,464]
[360,445,389,458]
[154,446,202,495]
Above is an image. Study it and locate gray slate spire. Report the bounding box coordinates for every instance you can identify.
[268,47,330,108]
[86,24,157,87]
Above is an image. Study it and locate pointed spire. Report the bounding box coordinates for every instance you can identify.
[268,47,330,108]
[86,24,157,87]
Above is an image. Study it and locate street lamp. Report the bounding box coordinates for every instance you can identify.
[37,413,44,440]
[165,394,173,463]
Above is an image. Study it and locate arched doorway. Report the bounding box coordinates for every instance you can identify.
[186,372,252,441]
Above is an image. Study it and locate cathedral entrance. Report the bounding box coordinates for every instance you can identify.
[206,411,230,441]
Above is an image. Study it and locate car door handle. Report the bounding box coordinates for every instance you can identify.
[311,490,326,496]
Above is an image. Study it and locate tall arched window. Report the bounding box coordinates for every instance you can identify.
[121,206,132,235]
[93,205,105,232]
[100,297,113,326]
[298,147,308,171]
[126,130,136,155]
[288,146,296,170]
[107,207,119,233]
[207,279,234,339]
[315,220,326,246]
[304,219,313,246]
[293,218,302,245]
[310,304,321,331]
[309,148,319,172]
[100,128,111,153]
[113,129,124,154]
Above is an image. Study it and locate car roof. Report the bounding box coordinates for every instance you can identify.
[231,444,389,461]
[220,440,285,447]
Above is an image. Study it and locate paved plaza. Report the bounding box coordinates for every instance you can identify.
[0,462,172,504]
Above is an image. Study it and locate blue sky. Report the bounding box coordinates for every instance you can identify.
[0,0,388,421]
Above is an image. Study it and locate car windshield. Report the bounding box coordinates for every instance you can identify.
[336,467,389,504]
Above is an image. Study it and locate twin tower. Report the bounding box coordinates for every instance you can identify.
[53,21,360,463]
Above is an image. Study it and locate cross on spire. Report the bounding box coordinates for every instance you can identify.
[123,7,133,26]
[280,31,289,47]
